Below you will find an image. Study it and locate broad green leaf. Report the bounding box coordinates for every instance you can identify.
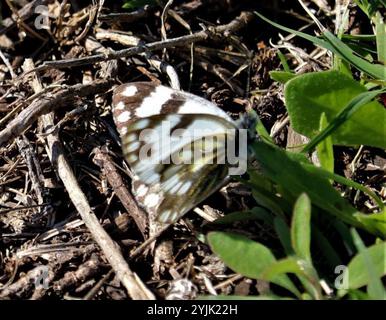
[251,141,365,229]
[285,71,386,149]
[316,113,334,173]
[291,193,312,262]
[303,87,386,152]
[207,231,301,297]
[340,241,386,294]
[349,230,386,299]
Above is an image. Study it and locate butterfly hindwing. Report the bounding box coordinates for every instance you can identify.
[122,113,237,223]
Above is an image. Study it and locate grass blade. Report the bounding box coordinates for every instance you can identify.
[255,11,386,80]
[323,30,386,80]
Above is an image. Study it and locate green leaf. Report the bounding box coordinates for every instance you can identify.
[347,289,371,300]
[277,50,292,73]
[348,230,386,299]
[291,193,312,262]
[207,231,301,297]
[332,220,356,254]
[284,70,386,149]
[355,210,386,236]
[341,241,386,294]
[255,11,386,80]
[353,0,385,18]
[251,141,365,230]
[322,29,386,80]
[260,257,322,299]
[316,113,334,173]
[313,225,343,268]
[270,71,296,84]
[251,189,286,219]
[274,217,293,255]
[300,159,385,213]
[254,11,333,51]
[247,171,289,219]
[375,12,386,64]
[303,87,386,152]
[213,207,272,225]
[341,34,377,42]
[253,113,273,144]
[122,0,157,9]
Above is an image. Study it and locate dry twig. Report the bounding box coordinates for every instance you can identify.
[30,12,254,72]
[92,147,148,238]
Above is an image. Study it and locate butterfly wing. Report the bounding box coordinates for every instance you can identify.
[112,82,239,223]
[122,113,238,223]
[131,150,230,224]
[112,82,233,134]
[155,141,231,223]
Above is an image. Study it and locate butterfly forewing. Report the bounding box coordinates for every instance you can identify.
[112,82,233,134]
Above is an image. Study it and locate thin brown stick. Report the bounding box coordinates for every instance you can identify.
[30,12,254,73]
[15,136,45,204]
[129,225,169,259]
[93,147,148,238]
[94,29,180,89]
[98,6,152,24]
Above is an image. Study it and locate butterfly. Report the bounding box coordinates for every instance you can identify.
[112,82,250,224]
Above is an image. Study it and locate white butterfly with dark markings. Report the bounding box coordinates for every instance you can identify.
[112,82,250,224]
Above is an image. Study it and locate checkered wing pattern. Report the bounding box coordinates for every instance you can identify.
[112,82,238,223]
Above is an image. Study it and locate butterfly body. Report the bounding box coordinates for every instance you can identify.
[112,82,247,223]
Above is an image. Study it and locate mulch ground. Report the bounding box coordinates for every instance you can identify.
[0,0,384,300]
